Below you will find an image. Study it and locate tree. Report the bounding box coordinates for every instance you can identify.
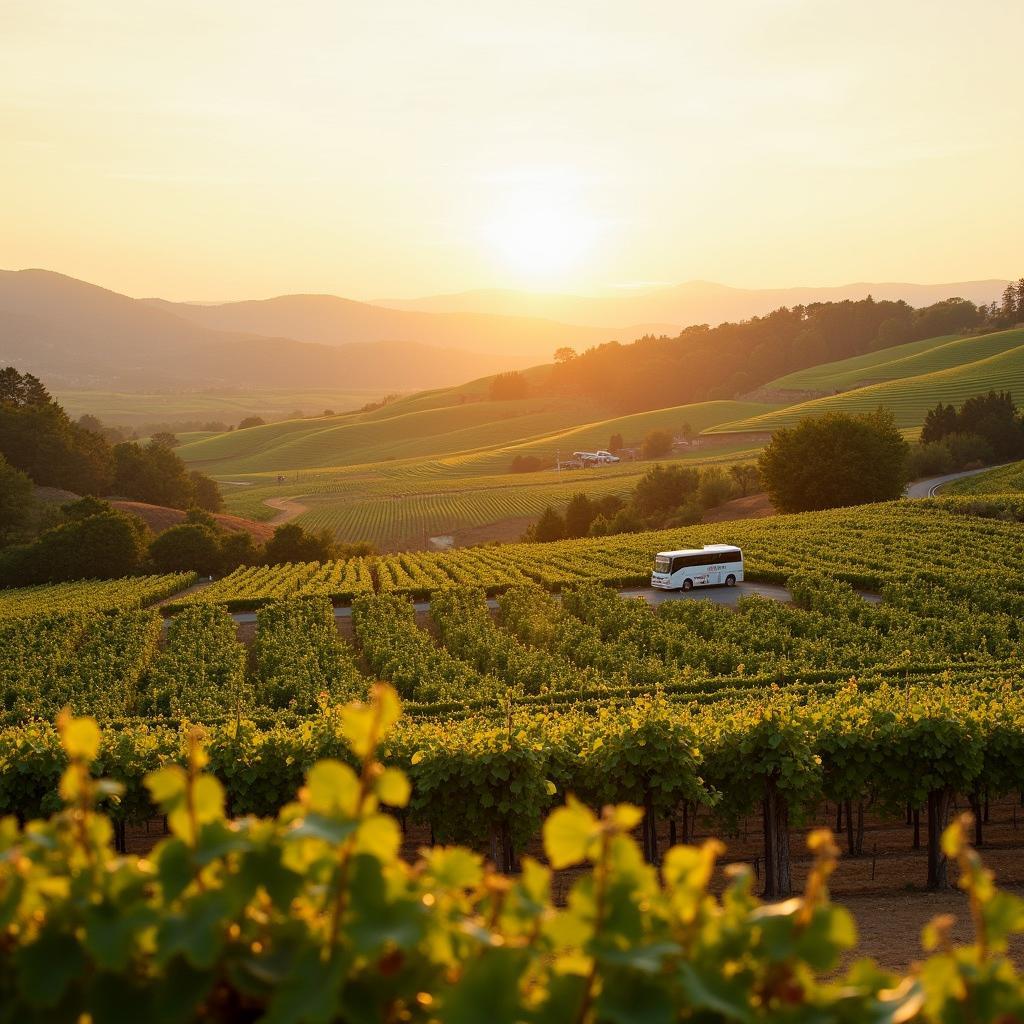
[263,523,336,564]
[219,531,259,573]
[679,422,694,443]
[921,402,959,444]
[527,507,565,543]
[113,441,194,509]
[238,416,266,430]
[0,508,148,586]
[564,493,597,539]
[553,347,577,364]
[0,454,35,547]
[697,467,733,509]
[642,429,673,459]
[189,471,224,512]
[729,464,760,497]
[149,523,222,575]
[757,410,910,513]
[608,433,624,453]
[150,431,179,449]
[632,464,700,517]
[510,455,545,474]
[488,372,529,401]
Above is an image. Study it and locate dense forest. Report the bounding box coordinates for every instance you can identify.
[546,291,1019,412]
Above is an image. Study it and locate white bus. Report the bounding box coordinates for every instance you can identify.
[651,544,744,591]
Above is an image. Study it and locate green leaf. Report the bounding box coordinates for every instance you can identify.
[15,927,85,1008]
[439,947,530,1024]
[262,945,349,1024]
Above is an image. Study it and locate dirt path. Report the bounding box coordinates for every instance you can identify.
[264,496,309,525]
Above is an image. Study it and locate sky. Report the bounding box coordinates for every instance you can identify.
[2,0,1023,302]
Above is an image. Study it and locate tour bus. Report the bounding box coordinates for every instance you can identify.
[650,544,744,591]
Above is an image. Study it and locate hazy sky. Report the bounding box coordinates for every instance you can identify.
[3,1,1022,301]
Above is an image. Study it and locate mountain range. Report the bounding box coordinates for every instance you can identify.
[0,268,1011,394]
[375,279,1011,329]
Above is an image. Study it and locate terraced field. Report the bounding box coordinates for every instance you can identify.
[711,328,1024,433]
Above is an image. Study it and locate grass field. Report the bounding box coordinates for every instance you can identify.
[174,388,771,548]
[54,387,393,427]
[710,328,1024,434]
[767,329,1024,394]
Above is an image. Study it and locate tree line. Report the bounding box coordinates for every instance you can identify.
[0,495,373,588]
[0,367,222,514]
[542,291,1019,413]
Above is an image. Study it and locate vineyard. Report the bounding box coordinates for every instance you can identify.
[2,498,1024,904]
[3,696,1022,1020]
[0,573,196,619]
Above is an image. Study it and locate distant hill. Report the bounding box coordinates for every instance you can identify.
[144,293,658,362]
[375,279,1011,330]
[0,270,635,392]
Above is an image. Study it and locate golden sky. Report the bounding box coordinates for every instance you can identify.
[2,1,1022,301]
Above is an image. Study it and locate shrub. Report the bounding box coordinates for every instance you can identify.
[149,523,223,576]
[758,409,910,512]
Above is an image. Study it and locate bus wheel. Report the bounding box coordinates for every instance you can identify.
[725,574,736,587]
[681,579,693,591]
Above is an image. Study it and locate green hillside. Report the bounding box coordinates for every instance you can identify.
[710,328,1024,434]
[944,460,1024,496]
[768,329,1024,394]
[182,391,770,549]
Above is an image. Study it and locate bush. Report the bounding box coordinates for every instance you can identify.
[149,523,223,576]
[510,454,546,473]
[633,464,700,517]
[945,432,996,470]
[906,440,955,479]
[488,371,529,401]
[263,523,336,564]
[697,466,734,509]
[0,508,148,585]
[0,453,35,547]
[642,428,673,459]
[758,409,910,512]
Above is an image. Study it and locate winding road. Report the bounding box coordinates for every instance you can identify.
[904,464,1004,499]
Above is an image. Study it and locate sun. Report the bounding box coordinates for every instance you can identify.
[483,180,599,280]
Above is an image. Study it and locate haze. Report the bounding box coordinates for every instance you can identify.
[3,0,1022,301]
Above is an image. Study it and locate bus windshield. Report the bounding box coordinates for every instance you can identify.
[653,555,671,573]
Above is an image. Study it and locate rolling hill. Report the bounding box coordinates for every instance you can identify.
[0,270,635,393]
[767,330,1024,395]
[709,328,1024,434]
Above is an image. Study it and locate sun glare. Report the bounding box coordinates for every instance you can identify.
[483,180,599,280]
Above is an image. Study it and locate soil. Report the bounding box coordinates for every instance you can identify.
[702,491,776,523]
[109,500,275,542]
[263,497,309,526]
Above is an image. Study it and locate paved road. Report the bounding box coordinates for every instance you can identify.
[905,464,1005,499]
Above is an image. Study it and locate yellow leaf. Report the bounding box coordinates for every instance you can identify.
[305,760,360,817]
[356,814,401,859]
[411,750,425,765]
[62,717,101,760]
[543,796,598,869]
[376,767,411,808]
